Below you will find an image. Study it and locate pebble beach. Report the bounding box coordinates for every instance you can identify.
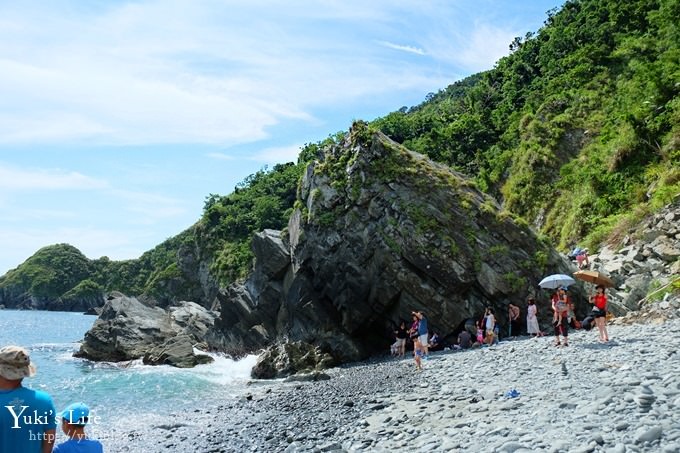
[104,317,680,453]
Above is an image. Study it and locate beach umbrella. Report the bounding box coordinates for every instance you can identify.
[538,274,575,289]
[573,270,615,288]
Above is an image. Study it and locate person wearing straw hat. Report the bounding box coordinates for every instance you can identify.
[0,345,57,453]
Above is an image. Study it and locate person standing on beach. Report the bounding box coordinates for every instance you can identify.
[414,311,429,359]
[484,307,496,346]
[508,303,521,336]
[409,314,422,370]
[526,297,540,337]
[590,285,610,342]
[0,345,57,453]
[394,321,408,357]
[553,287,570,346]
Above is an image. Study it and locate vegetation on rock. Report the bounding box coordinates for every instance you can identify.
[1,0,677,310]
[372,0,680,251]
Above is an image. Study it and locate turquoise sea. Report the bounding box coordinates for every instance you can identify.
[0,310,257,445]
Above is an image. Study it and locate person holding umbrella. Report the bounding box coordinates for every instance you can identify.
[553,287,570,347]
[573,270,615,342]
[538,274,576,347]
[590,285,609,342]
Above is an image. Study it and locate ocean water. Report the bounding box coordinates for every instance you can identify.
[0,310,257,444]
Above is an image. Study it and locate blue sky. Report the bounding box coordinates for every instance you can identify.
[0,0,563,275]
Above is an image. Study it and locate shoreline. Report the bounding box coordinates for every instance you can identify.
[101,317,680,452]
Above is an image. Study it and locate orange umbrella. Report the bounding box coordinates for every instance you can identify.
[573,270,615,288]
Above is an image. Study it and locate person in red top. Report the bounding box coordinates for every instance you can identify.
[590,285,609,342]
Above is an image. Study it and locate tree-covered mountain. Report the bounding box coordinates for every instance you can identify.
[373,0,679,250]
[1,0,677,310]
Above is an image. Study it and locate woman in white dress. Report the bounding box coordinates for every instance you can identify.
[526,297,540,337]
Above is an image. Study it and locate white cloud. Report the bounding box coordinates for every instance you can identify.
[454,24,517,71]
[378,41,427,56]
[423,21,517,73]
[0,162,109,190]
[0,0,456,147]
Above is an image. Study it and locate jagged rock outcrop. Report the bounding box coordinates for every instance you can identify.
[590,199,680,319]
[251,341,334,379]
[213,125,578,369]
[53,291,105,313]
[0,287,104,313]
[76,294,217,367]
[143,334,214,368]
[0,289,47,311]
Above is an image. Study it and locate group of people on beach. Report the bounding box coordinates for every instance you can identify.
[549,284,610,346]
[390,282,611,369]
[0,345,103,453]
[389,311,431,370]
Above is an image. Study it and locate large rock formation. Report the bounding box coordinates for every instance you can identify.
[76,293,217,367]
[213,124,578,372]
[591,199,680,317]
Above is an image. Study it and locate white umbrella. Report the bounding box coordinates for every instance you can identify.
[538,274,576,289]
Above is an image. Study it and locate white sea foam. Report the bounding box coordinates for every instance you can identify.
[187,353,259,386]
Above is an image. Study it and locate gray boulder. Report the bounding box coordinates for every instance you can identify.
[76,294,219,367]
[251,341,334,379]
[143,334,214,368]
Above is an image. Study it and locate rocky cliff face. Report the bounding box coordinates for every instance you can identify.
[592,199,680,317]
[213,124,576,367]
[0,280,105,312]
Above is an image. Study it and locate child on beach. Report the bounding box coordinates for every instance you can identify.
[53,402,103,453]
[476,325,484,345]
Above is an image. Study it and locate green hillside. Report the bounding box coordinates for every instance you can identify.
[373,0,679,250]
[1,0,677,307]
